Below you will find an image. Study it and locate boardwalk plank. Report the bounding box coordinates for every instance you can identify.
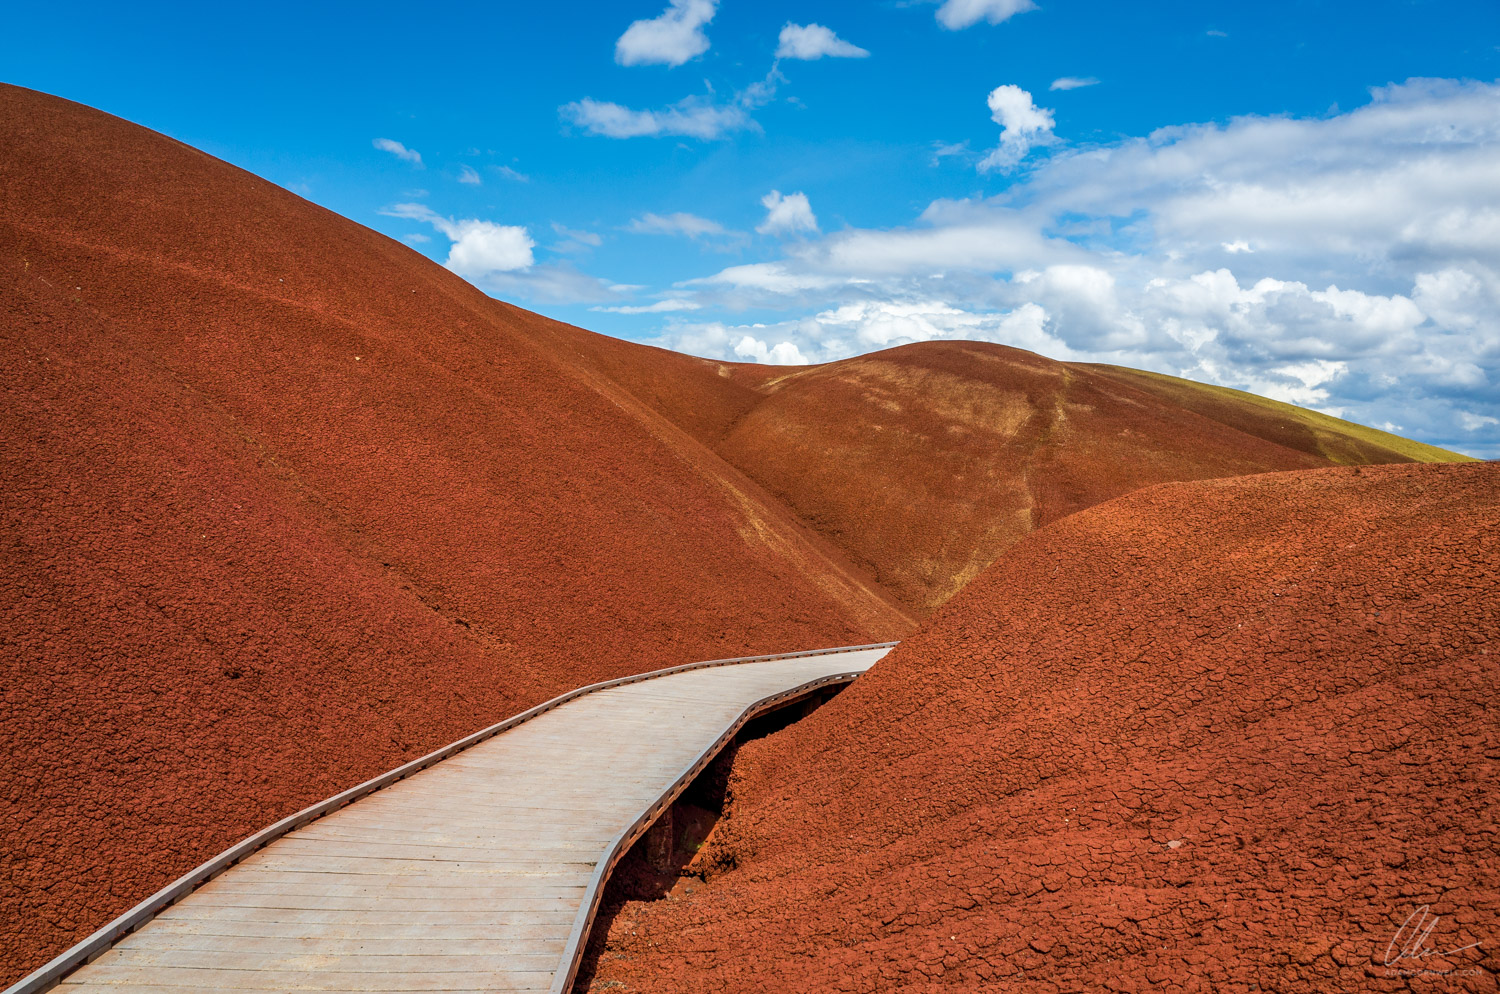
[49,648,888,993]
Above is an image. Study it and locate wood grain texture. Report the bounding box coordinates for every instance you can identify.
[54,648,889,992]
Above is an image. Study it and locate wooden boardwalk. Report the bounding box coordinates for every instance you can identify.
[25,645,891,994]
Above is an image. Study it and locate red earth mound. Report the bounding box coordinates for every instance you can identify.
[0,84,914,982]
[712,345,1471,614]
[560,336,1469,615]
[588,462,1500,993]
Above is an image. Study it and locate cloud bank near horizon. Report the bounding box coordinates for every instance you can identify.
[627,79,1500,456]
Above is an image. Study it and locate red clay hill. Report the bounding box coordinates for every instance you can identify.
[0,84,911,979]
[589,461,1499,993]
[0,81,1473,985]
[560,336,1466,613]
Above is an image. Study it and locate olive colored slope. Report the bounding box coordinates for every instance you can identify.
[1088,364,1474,466]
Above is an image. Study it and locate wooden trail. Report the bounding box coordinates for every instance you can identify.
[18,645,892,994]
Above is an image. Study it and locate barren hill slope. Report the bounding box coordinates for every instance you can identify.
[0,84,911,981]
[591,461,1499,993]
[566,337,1469,612]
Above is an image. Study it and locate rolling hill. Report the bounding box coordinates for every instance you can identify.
[560,333,1467,612]
[0,84,910,979]
[587,461,1499,992]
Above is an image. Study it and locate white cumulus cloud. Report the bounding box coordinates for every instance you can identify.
[978,85,1055,172]
[382,203,534,276]
[651,301,1060,368]
[444,223,536,276]
[615,0,717,67]
[734,335,811,364]
[757,191,819,236]
[620,80,1500,456]
[383,206,625,305]
[935,0,1038,30]
[373,138,422,167]
[775,23,870,60]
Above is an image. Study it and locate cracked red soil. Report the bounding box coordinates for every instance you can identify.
[587,463,1500,993]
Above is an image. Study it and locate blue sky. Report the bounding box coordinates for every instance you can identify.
[5,0,1499,455]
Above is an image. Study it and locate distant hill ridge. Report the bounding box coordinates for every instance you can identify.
[559,331,1467,611]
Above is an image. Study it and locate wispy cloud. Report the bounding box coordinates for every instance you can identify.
[930,140,972,166]
[373,138,422,167]
[480,265,623,305]
[628,211,732,239]
[775,23,870,60]
[1050,76,1100,91]
[593,298,702,314]
[561,95,751,139]
[1459,412,1499,431]
[552,222,603,253]
[457,164,481,185]
[616,0,717,67]
[934,0,1037,31]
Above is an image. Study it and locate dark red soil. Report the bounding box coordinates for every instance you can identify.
[588,462,1500,993]
[0,85,912,982]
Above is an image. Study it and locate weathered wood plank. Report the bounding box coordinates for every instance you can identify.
[154,907,578,927]
[96,949,565,973]
[243,838,606,862]
[48,648,889,994]
[113,932,567,957]
[191,881,594,901]
[122,919,571,942]
[179,894,583,912]
[60,964,556,991]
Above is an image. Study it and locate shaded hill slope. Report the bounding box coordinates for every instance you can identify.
[569,337,1470,613]
[590,461,1500,993]
[0,84,912,982]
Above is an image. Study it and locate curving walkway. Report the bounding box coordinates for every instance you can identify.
[18,644,892,994]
